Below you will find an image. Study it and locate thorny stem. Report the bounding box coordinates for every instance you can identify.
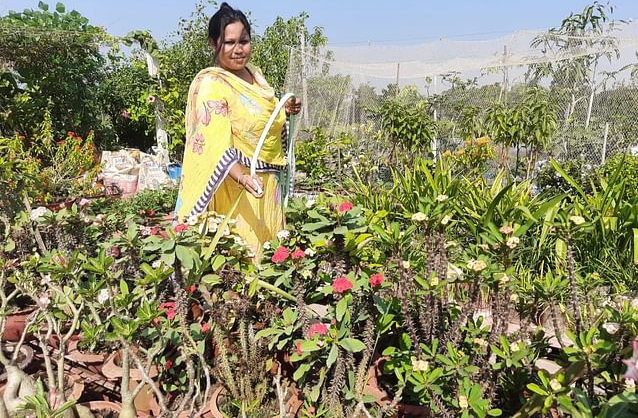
[273,367,289,418]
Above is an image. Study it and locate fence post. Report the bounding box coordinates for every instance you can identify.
[601,122,609,165]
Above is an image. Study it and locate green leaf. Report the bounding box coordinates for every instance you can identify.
[38,1,49,11]
[339,338,366,353]
[526,383,548,396]
[211,254,226,271]
[175,245,194,269]
[119,279,129,296]
[201,274,222,286]
[327,344,338,368]
[336,297,348,322]
[55,2,65,12]
[293,362,311,381]
[550,159,586,200]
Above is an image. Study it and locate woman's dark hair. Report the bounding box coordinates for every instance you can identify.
[208,2,251,57]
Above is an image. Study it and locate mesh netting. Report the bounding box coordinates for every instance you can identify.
[285,21,638,172]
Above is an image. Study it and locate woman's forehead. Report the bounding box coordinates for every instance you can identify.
[224,21,248,38]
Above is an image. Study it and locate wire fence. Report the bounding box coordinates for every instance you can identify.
[285,21,638,177]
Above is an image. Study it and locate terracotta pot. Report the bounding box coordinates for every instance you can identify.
[31,371,85,402]
[81,400,121,416]
[363,356,392,407]
[66,339,108,374]
[207,384,301,418]
[101,350,160,415]
[2,307,37,342]
[101,350,159,381]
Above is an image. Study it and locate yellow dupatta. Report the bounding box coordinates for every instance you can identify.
[175,64,287,222]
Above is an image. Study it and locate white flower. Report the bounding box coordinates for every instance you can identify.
[304,248,316,257]
[430,276,439,286]
[479,243,490,251]
[40,274,51,285]
[473,337,488,347]
[140,226,152,236]
[152,260,162,269]
[506,236,520,249]
[276,230,290,241]
[30,206,47,221]
[549,378,562,391]
[447,264,463,281]
[441,214,452,225]
[263,241,271,250]
[436,194,448,202]
[305,199,315,209]
[97,288,109,304]
[626,378,636,389]
[497,273,510,284]
[511,341,522,352]
[301,270,313,279]
[39,294,51,308]
[186,214,199,226]
[233,236,247,246]
[602,322,620,335]
[79,198,91,207]
[411,359,429,371]
[411,212,427,222]
[222,227,231,236]
[458,395,469,409]
[402,260,410,269]
[570,215,586,225]
[510,293,519,303]
[467,259,487,272]
[499,225,514,234]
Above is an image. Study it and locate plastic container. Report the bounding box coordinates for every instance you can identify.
[167,163,182,182]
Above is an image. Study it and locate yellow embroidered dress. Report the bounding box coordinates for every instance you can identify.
[175,64,287,256]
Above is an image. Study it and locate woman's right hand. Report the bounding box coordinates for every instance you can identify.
[239,173,264,198]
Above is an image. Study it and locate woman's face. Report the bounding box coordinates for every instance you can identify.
[213,21,251,73]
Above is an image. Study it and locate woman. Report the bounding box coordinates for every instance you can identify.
[175,2,301,258]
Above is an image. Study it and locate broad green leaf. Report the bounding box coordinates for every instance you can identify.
[327,344,338,368]
[526,383,548,396]
[339,338,366,353]
[336,297,348,322]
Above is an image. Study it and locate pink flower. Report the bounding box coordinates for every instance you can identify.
[201,323,211,333]
[369,273,384,288]
[121,110,130,119]
[623,340,638,381]
[332,276,353,293]
[52,255,66,266]
[271,246,289,263]
[307,322,329,338]
[164,360,173,371]
[78,198,91,207]
[159,302,176,311]
[39,293,51,308]
[291,249,306,260]
[166,310,177,321]
[295,341,302,356]
[186,285,197,294]
[147,209,156,217]
[174,223,189,233]
[147,95,156,104]
[338,201,353,213]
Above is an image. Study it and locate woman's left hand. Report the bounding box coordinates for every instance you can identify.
[285,97,302,116]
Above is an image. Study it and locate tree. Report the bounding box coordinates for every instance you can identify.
[251,12,328,95]
[0,2,108,138]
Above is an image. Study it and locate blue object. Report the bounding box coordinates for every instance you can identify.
[167,163,182,181]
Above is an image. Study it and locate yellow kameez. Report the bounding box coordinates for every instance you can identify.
[175,64,287,258]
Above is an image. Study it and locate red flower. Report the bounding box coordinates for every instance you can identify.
[271,246,289,263]
[148,209,156,216]
[330,319,337,325]
[159,302,176,311]
[338,201,353,213]
[164,360,173,371]
[150,226,160,236]
[295,341,302,356]
[307,322,329,338]
[369,273,384,288]
[166,310,177,320]
[67,131,76,137]
[201,322,211,333]
[332,276,353,293]
[291,249,305,260]
[186,285,197,293]
[173,223,188,233]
